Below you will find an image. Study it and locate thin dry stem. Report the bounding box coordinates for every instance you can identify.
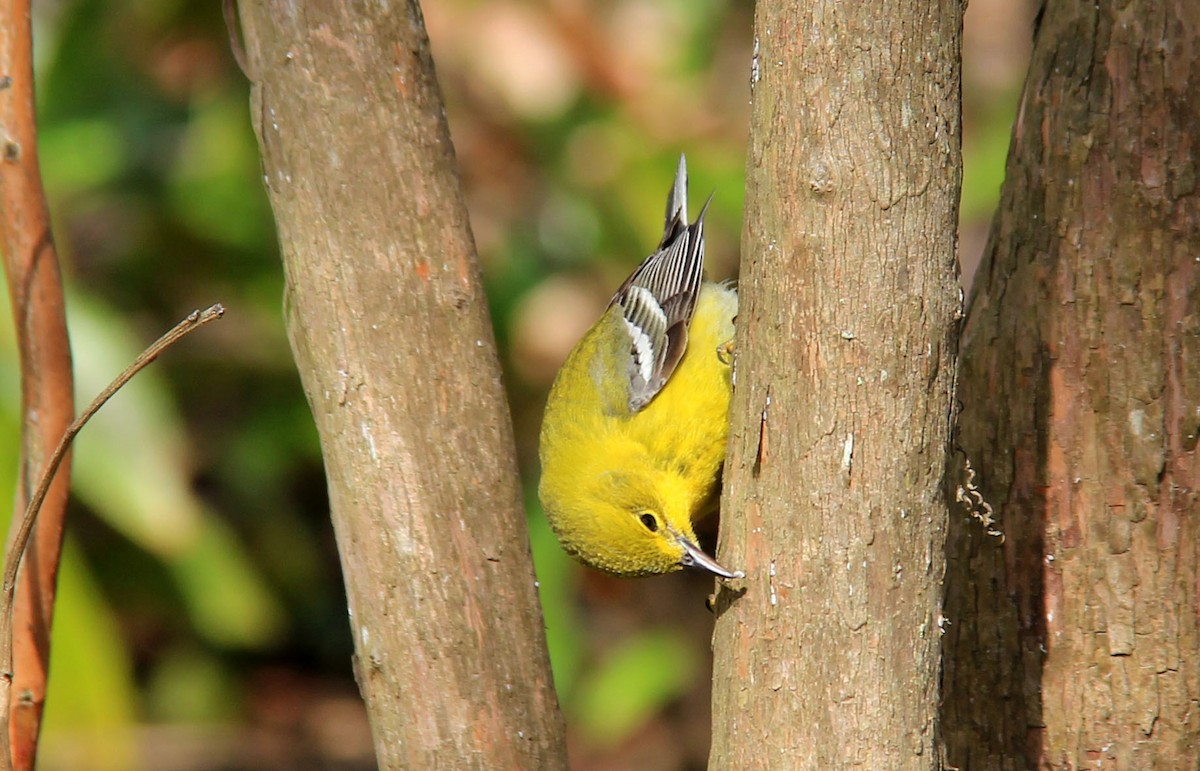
[0,304,225,758]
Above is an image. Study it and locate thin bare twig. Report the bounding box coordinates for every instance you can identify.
[0,304,226,735]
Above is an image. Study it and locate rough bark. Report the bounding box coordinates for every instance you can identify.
[942,2,1200,768]
[709,0,962,767]
[0,0,75,767]
[236,2,567,767]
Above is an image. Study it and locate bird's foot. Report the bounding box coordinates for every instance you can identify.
[716,339,735,366]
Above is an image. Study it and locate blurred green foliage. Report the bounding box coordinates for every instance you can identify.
[3,0,1028,768]
[574,630,700,748]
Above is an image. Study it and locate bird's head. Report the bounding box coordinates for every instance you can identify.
[540,467,743,579]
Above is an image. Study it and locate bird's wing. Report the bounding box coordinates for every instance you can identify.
[610,155,712,413]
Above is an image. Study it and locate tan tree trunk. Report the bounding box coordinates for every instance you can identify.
[942,1,1200,768]
[709,0,963,767]
[236,2,567,767]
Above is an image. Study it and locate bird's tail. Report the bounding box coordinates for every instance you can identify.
[659,154,689,248]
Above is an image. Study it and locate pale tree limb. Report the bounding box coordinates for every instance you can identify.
[710,0,963,766]
[236,1,566,766]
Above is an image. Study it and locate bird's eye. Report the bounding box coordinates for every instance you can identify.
[639,512,659,532]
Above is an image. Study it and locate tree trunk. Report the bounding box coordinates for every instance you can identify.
[709,0,962,767]
[236,2,567,768]
[942,2,1200,768]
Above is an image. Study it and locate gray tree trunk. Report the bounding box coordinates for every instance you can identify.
[710,0,963,767]
[237,2,568,767]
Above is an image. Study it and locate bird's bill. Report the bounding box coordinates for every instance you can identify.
[676,534,744,579]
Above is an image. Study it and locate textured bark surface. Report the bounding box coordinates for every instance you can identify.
[710,1,962,767]
[237,2,567,768]
[942,2,1200,768]
[0,0,75,766]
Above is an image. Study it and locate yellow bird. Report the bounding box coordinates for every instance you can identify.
[538,156,742,579]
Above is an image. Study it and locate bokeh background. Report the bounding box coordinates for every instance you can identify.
[4,0,1035,768]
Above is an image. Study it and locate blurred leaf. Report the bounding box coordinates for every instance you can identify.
[962,97,1019,221]
[169,91,271,249]
[40,118,127,194]
[41,540,139,771]
[573,628,699,748]
[145,644,240,723]
[67,292,285,647]
[527,496,584,700]
[0,287,286,650]
[65,292,202,554]
[169,515,286,648]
